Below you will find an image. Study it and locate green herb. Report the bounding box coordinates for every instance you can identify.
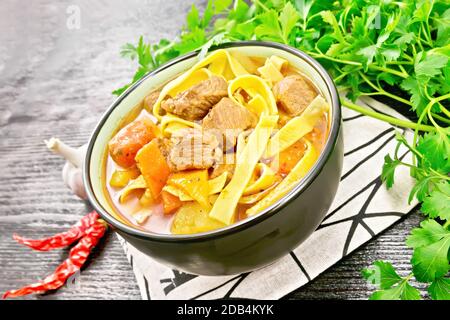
[114,0,450,299]
[407,220,450,283]
[428,277,450,300]
[362,261,421,300]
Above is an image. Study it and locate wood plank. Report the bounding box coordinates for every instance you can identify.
[0,0,427,300]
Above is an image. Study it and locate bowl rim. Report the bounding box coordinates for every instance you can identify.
[83,40,341,243]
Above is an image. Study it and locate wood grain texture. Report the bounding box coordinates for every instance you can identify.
[0,0,427,300]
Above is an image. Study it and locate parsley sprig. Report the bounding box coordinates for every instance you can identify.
[114,0,450,299]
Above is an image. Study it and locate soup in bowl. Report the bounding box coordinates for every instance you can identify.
[85,42,343,275]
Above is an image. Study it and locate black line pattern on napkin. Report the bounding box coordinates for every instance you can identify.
[290,252,311,281]
[318,211,404,230]
[320,176,382,225]
[223,273,251,299]
[160,270,198,295]
[365,211,405,218]
[343,114,365,122]
[318,177,382,255]
[342,177,401,255]
[191,274,245,300]
[344,128,394,157]
[319,177,404,256]
[319,151,409,256]
[143,275,151,300]
[341,133,396,181]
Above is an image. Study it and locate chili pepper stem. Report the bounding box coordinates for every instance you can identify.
[97,219,109,229]
[45,137,83,168]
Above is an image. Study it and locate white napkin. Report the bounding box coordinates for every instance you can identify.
[117,97,418,300]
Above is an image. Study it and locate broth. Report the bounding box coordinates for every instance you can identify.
[104,50,330,235]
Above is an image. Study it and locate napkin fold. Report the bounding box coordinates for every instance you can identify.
[118,97,418,299]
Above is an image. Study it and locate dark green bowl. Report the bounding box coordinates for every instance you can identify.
[84,41,343,276]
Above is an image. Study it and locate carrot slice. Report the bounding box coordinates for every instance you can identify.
[108,118,158,168]
[273,139,306,175]
[135,139,170,199]
[161,191,182,215]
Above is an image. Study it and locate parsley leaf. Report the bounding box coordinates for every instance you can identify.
[255,10,283,43]
[381,154,400,189]
[400,282,422,300]
[361,260,402,289]
[319,10,345,44]
[435,8,450,46]
[255,4,300,45]
[409,175,434,203]
[415,53,449,80]
[112,36,155,96]
[417,129,450,172]
[229,0,251,23]
[412,237,450,283]
[421,182,450,221]
[213,0,233,14]
[428,277,450,300]
[279,2,300,43]
[362,261,421,300]
[408,220,450,282]
[186,4,201,31]
[369,282,420,300]
[294,0,313,30]
[406,219,448,248]
[400,76,429,113]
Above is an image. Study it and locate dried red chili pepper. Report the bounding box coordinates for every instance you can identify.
[3,218,107,299]
[13,211,99,251]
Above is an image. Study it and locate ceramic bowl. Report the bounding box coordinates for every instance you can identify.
[84,41,343,275]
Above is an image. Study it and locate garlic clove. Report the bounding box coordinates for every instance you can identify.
[62,161,87,200]
[45,138,85,168]
[46,138,88,200]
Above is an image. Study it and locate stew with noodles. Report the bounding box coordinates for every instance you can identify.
[105,49,330,235]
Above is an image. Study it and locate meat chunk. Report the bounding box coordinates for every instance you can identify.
[203,97,257,131]
[143,90,161,111]
[210,162,235,180]
[203,97,257,149]
[272,75,317,116]
[161,76,228,120]
[108,118,157,168]
[210,151,236,180]
[165,129,222,171]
